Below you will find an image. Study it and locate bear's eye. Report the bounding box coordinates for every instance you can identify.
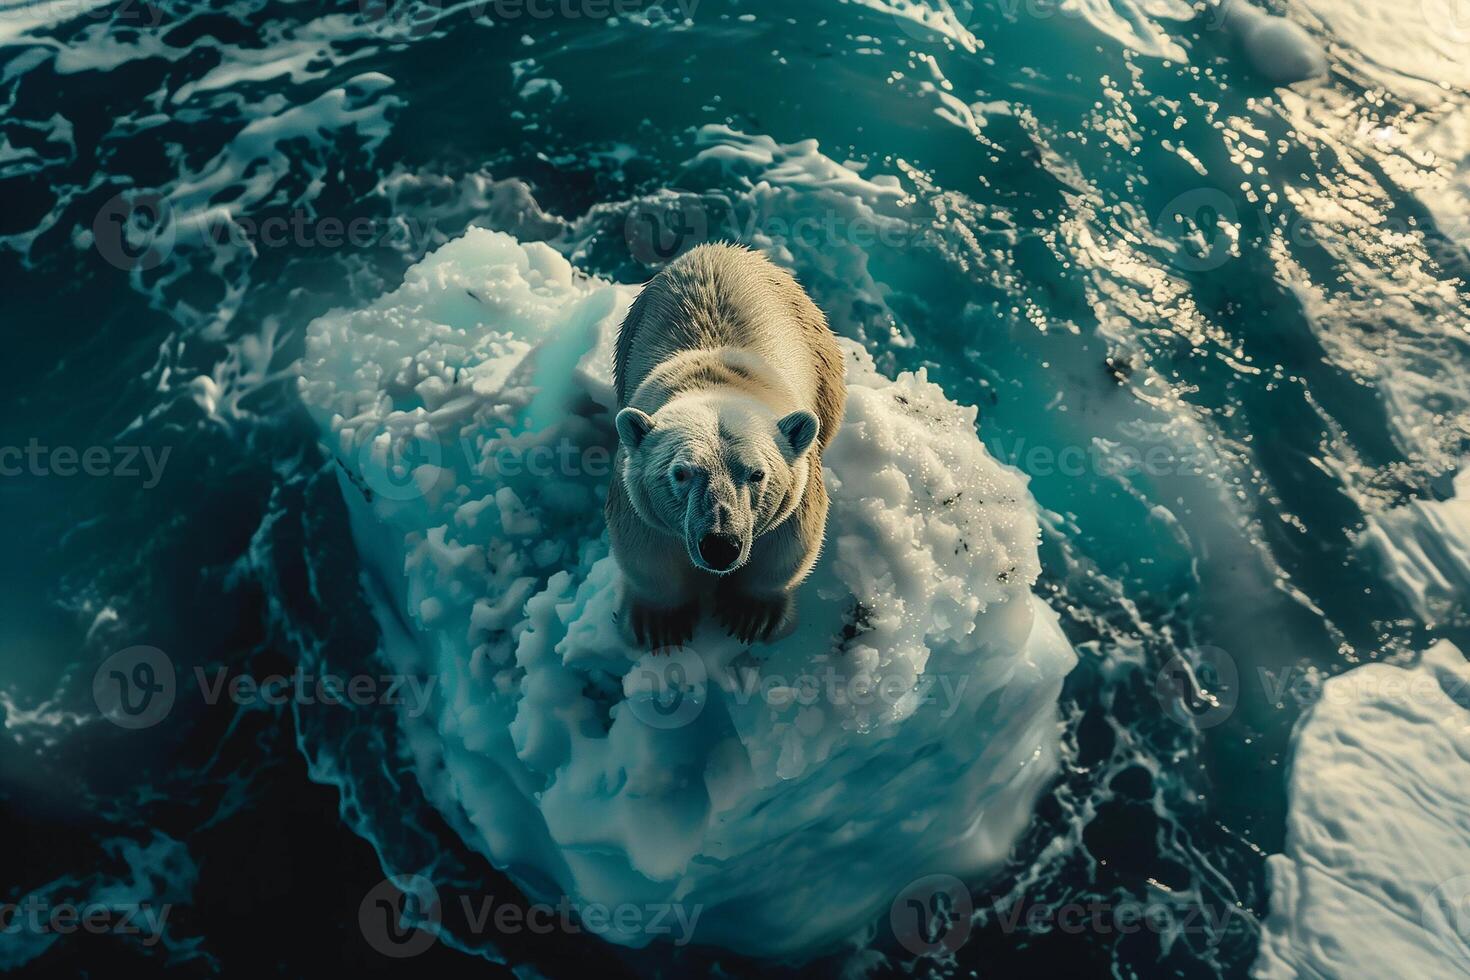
[671,465,690,483]
[749,469,766,484]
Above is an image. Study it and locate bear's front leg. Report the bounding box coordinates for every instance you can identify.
[608,478,703,653]
[624,593,701,654]
[714,580,794,645]
[715,474,827,645]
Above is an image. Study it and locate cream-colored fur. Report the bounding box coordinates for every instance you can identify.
[607,243,846,648]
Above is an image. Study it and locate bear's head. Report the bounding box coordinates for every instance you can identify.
[615,391,820,575]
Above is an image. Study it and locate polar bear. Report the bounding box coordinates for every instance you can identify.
[607,243,846,649]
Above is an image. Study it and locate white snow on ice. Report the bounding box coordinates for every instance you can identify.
[1254,640,1470,978]
[1362,463,1470,628]
[299,228,1077,957]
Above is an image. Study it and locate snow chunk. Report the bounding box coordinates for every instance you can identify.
[1254,641,1470,978]
[1361,464,1470,627]
[300,228,1076,957]
[1224,4,1329,86]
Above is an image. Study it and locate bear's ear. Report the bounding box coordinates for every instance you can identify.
[615,407,656,450]
[776,410,820,458]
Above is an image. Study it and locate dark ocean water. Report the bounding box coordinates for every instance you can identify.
[2,0,1468,976]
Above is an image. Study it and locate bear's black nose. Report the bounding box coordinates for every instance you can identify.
[699,533,741,571]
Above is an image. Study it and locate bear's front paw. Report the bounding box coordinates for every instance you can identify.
[715,586,794,645]
[624,598,699,654]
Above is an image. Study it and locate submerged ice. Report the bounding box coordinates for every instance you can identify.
[1223,4,1328,86]
[300,229,1077,956]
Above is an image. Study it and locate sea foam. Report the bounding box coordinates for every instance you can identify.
[299,229,1076,957]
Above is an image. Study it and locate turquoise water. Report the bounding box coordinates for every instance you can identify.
[2,0,1468,976]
